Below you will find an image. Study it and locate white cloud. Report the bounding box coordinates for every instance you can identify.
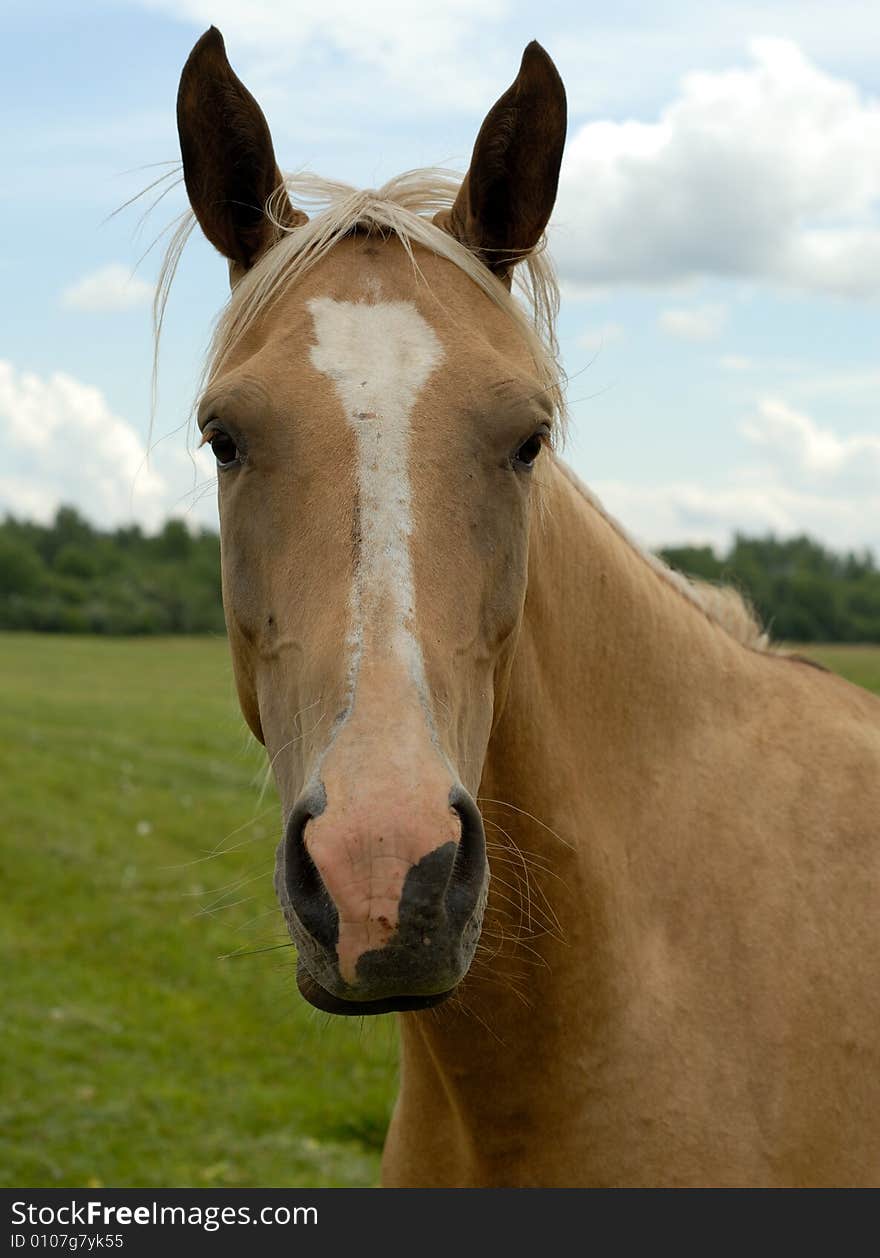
[579,321,624,352]
[576,397,880,554]
[741,398,880,481]
[0,361,169,528]
[138,0,509,111]
[553,39,880,296]
[591,477,880,555]
[659,303,727,341]
[61,263,154,313]
[719,354,753,371]
[549,4,880,119]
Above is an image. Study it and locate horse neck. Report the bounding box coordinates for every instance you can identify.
[482,452,755,914]
[493,454,755,793]
[395,453,757,1165]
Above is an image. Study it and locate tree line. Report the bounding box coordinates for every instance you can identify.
[1,507,878,641]
[0,507,224,635]
[660,535,880,643]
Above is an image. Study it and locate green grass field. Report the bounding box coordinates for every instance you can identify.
[0,634,397,1188]
[796,643,880,694]
[2,634,878,1188]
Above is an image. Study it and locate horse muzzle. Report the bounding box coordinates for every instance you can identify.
[274,783,488,1015]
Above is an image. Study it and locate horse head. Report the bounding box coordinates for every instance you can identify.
[176,27,566,1015]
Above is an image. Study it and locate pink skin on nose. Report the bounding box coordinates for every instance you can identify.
[304,673,460,985]
[305,792,460,984]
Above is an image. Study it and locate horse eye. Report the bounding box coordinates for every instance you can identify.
[514,431,546,468]
[208,430,240,467]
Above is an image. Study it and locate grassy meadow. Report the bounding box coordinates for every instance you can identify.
[1,633,878,1188]
[0,634,397,1188]
[796,643,880,694]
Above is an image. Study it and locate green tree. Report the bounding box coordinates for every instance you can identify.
[0,536,47,597]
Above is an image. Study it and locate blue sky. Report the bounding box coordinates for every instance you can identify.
[1,0,878,552]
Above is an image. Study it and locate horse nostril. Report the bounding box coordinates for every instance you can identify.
[282,792,338,951]
[446,785,488,928]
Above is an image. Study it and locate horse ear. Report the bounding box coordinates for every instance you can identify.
[436,41,566,282]
[176,27,306,273]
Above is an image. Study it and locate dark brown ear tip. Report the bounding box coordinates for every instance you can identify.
[200,25,225,50]
[183,26,227,73]
[521,40,552,68]
[179,28,235,112]
[202,25,225,51]
[519,39,565,92]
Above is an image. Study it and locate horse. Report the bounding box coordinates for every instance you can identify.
[171,27,880,1186]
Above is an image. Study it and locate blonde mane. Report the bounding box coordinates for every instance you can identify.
[554,460,770,652]
[155,164,768,653]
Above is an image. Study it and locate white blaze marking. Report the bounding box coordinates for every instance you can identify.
[308,297,443,716]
